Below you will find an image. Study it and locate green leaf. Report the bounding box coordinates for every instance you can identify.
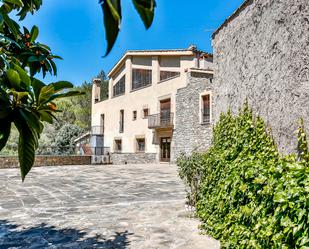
[45,90,85,104]
[14,116,39,181]
[0,13,4,27]
[12,63,31,87]
[0,121,11,151]
[4,0,23,7]
[49,81,73,92]
[19,109,41,134]
[31,78,45,103]
[30,25,39,42]
[6,69,21,88]
[0,34,21,48]
[28,55,41,62]
[132,0,156,29]
[38,110,53,124]
[100,0,121,56]
[2,12,20,39]
[49,59,57,76]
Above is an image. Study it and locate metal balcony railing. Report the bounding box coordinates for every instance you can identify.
[148,112,174,129]
[201,109,210,124]
[91,126,104,135]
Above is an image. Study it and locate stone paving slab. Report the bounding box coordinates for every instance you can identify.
[0,164,219,249]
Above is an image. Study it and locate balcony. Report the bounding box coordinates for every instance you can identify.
[148,112,174,129]
[91,126,104,135]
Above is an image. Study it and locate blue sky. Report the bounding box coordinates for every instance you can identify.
[20,0,244,86]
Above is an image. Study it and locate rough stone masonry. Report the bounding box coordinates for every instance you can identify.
[173,71,213,161]
[212,0,309,154]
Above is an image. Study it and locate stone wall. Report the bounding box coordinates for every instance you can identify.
[0,156,91,169]
[212,0,309,154]
[110,153,156,165]
[173,71,213,161]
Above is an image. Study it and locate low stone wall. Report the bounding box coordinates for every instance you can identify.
[110,153,156,165]
[0,155,91,169]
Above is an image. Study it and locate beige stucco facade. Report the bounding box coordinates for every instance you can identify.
[91,47,213,163]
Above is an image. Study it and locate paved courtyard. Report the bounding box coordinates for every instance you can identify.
[0,164,219,249]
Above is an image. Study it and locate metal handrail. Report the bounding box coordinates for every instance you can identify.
[148,112,174,129]
[91,126,104,135]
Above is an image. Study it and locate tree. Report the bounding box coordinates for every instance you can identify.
[0,1,84,181]
[51,124,84,155]
[0,1,156,181]
[97,70,109,101]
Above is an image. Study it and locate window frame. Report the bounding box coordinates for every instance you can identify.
[114,139,122,152]
[132,110,137,121]
[136,137,146,153]
[119,110,124,133]
[113,75,125,97]
[199,91,212,125]
[131,68,152,91]
[142,108,149,119]
[159,71,180,82]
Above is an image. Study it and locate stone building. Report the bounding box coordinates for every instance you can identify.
[91,47,214,164]
[212,0,309,154]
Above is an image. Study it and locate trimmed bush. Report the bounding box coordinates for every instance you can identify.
[177,104,309,248]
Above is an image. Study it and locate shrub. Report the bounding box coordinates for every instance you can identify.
[177,104,309,248]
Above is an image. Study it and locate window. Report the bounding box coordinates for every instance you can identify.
[132,111,137,121]
[113,76,125,97]
[119,110,124,133]
[136,138,145,152]
[160,71,180,81]
[202,94,211,124]
[132,69,152,90]
[114,139,122,152]
[143,108,149,119]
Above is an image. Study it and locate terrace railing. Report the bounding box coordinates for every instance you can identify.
[91,126,104,135]
[148,112,174,129]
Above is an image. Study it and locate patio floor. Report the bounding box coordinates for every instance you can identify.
[0,164,219,249]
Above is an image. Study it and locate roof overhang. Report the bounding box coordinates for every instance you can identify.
[107,49,213,78]
[108,50,194,78]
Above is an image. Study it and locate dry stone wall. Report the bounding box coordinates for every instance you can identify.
[0,155,91,169]
[212,0,309,154]
[173,72,213,161]
[110,153,156,165]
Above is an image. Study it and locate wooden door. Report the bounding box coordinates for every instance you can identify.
[160,137,171,162]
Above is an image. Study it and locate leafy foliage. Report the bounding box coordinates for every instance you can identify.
[97,70,109,101]
[178,104,309,248]
[99,0,156,55]
[51,124,84,155]
[0,1,84,181]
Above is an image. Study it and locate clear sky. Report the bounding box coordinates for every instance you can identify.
[20,0,244,85]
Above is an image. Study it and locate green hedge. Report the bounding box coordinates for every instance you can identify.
[177,104,309,248]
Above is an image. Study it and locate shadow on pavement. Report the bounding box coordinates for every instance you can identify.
[0,219,132,248]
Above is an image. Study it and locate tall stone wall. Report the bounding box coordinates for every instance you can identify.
[173,72,213,161]
[212,0,309,154]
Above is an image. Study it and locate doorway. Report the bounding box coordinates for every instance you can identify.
[160,137,171,162]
